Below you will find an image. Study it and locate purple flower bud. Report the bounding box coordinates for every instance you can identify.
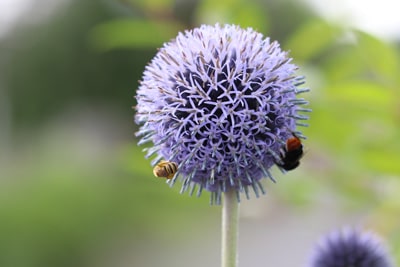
[135,24,310,203]
[308,228,393,267]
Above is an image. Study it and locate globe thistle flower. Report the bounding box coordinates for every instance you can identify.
[135,24,310,204]
[308,228,393,267]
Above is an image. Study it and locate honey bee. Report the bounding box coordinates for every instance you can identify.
[153,161,178,179]
[276,134,304,171]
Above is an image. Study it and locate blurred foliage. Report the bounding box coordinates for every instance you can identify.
[89,19,184,51]
[0,0,400,266]
[0,126,215,266]
[0,0,152,129]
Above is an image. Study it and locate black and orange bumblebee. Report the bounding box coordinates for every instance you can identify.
[276,134,304,171]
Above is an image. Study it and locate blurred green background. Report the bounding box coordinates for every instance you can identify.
[0,0,399,266]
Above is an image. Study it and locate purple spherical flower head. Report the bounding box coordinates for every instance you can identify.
[135,24,310,204]
[308,228,393,267]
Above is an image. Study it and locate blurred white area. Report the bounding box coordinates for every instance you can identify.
[306,0,400,40]
[0,0,68,38]
[0,0,31,37]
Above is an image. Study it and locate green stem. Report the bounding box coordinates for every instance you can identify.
[221,190,239,267]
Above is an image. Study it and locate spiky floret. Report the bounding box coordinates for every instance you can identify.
[135,24,310,204]
[308,228,393,267]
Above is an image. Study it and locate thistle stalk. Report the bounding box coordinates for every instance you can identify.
[221,190,239,267]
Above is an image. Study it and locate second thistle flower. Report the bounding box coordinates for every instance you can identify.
[135,24,310,203]
[308,228,393,267]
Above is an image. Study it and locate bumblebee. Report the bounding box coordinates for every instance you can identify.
[153,161,178,179]
[276,134,304,171]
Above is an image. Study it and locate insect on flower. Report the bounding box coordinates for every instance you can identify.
[153,161,178,179]
[276,134,304,171]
